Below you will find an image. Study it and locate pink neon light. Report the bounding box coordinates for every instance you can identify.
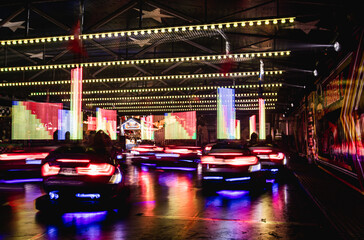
[252,149,272,153]
[209,152,244,156]
[153,147,164,151]
[164,148,192,154]
[41,163,60,176]
[56,159,90,163]
[87,117,97,131]
[132,147,155,152]
[201,155,258,166]
[259,98,265,139]
[201,156,216,164]
[70,67,83,139]
[0,153,49,161]
[76,163,115,176]
[269,152,285,160]
[230,156,258,165]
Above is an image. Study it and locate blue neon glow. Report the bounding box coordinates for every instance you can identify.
[62,211,107,225]
[75,193,100,199]
[266,179,275,183]
[141,163,157,167]
[179,159,194,162]
[0,178,43,184]
[25,159,42,164]
[141,166,149,172]
[49,191,59,200]
[216,190,249,198]
[225,177,251,182]
[156,167,196,171]
[117,155,123,159]
[270,168,279,172]
[203,176,223,180]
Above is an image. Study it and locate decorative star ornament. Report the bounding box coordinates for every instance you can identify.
[1,20,25,32]
[284,20,329,34]
[241,44,272,51]
[25,52,53,60]
[129,37,152,47]
[134,8,174,23]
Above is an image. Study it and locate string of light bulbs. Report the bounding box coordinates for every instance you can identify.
[61,92,278,102]
[1,51,290,72]
[85,98,278,106]
[0,70,284,87]
[115,106,276,112]
[31,83,282,96]
[101,103,275,109]
[0,17,295,46]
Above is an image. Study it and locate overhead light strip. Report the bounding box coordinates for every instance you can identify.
[0,17,295,46]
[101,103,275,109]
[116,107,276,112]
[31,83,282,96]
[1,51,290,72]
[62,93,278,102]
[85,98,278,106]
[0,70,284,87]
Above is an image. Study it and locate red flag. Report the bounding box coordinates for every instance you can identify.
[68,21,87,57]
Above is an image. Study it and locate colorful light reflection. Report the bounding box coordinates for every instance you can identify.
[216,190,249,198]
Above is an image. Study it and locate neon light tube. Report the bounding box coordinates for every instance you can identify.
[203,176,223,180]
[259,98,266,139]
[225,177,251,182]
[70,67,83,140]
[249,115,256,137]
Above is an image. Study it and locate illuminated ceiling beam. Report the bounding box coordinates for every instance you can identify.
[96,103,276,109]
[0,70,283,87]
[0,17,295,46]
[115,107,276,112]
[31,83,282,96]
[86,98,278,106]
[61,92,278,102]
[0,51,291,72]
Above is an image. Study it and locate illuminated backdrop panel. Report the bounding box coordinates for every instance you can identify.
[141,115,154,140]
[96,108,117,140]
[58,109,71,140]
[217,88,236,139]
[164,111,196,140]
[12,101,62,140]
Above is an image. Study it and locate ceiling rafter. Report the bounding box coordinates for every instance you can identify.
[31,6,71,31]
[86,0,139,31]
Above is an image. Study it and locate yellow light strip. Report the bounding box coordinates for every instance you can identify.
[0,17,295,46]
[62,92,278,102]
[115,106,276,112]
[85,98,278,106]
[0,70,284,87]
[31,83,282,96]
[100,103,275,109]
[1,51,290,72]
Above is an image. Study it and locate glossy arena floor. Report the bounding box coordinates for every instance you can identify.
[0,159,341,240]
